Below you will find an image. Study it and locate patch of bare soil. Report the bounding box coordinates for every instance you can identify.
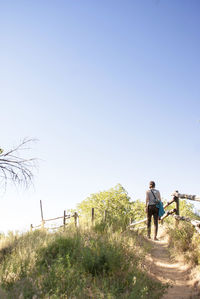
[145,226,200,299]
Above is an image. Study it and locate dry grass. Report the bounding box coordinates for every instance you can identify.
[0,225,166,299]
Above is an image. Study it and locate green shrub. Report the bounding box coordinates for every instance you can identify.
[0,227,166,298]
[167,222,200,265]
[168,222,194,252]
[77,184,134,231]
[191,233,200,265]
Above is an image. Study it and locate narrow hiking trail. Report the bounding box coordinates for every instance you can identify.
[146,227,200,299]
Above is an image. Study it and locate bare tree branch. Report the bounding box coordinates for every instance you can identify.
[0,138,38,190]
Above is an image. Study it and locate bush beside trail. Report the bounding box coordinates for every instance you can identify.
[0,226,166,299]
[167,222,200,266]
[165,199,200,266]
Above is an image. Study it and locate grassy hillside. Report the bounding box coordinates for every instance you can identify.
[0,226,166,299]
[1,192,198,298]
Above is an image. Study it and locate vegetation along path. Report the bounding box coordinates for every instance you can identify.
[145,227,200,299]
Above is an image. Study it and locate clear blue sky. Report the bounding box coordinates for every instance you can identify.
[0,0,200,232]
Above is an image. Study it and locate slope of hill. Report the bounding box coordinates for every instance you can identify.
[0,215,200,298]
[0,226,166,299]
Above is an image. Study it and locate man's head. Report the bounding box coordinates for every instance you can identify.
[149,181,155,189]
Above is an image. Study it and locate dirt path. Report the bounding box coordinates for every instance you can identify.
[146,227,200,299]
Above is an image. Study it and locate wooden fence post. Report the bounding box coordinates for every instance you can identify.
[74,212,79,228]
[92,208,94,225]
[40,200,44,222]
[41,220,45,229]
[63,210,66,231]
[174,191,180,227]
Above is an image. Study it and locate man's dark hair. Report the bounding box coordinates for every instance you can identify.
[149,181,155,188]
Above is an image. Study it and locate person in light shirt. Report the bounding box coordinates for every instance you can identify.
[146,181,161,240]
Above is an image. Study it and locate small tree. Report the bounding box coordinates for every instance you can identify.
[77,184,134,230]
[0,138,37,189]
[131,199,146,221]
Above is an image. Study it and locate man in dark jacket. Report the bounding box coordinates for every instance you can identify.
[146,181,161,240]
